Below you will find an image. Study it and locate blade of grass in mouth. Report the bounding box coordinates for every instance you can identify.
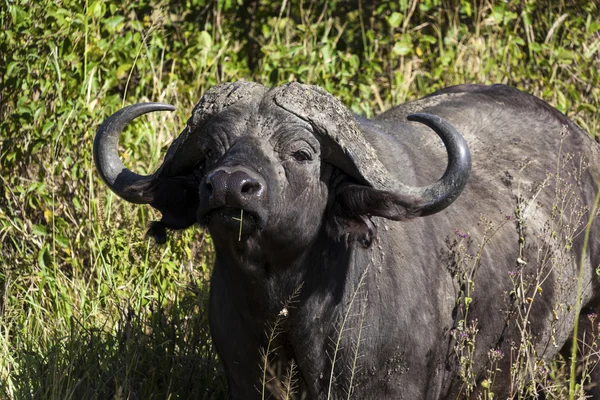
[232,209,243,241]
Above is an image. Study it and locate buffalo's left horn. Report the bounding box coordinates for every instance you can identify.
[402,113,472,216]
[272,83,472,217]
[93,103,175,203]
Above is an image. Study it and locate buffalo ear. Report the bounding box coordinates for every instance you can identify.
[328,184,424,247]
[273,83,471,218]
[146,175,200,243]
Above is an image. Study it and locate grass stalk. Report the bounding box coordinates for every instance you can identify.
[261,284,302,400]
[569,187,600,399]
[346,293,367,400]
[327,265,369,400]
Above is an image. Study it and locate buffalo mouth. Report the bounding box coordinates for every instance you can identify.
[201,206,265,234]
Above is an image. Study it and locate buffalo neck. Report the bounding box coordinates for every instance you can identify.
[210,224,374,323]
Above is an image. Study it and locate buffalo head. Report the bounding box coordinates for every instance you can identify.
[94,82,471,257]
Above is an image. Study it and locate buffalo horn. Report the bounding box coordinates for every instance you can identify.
[272,83,471,217]
[93,103,175,203]
[403,113,472,215]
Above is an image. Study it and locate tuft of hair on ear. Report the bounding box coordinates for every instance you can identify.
[327,211,376,249]
[327,184,423,248]
[148,221,167,244]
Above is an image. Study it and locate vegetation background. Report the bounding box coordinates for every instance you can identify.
[1,0,599,398]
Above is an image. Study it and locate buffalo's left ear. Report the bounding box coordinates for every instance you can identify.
[335,184,424,221]
[273,83,471,245]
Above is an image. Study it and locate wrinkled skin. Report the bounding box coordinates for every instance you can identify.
[95,83,600,399]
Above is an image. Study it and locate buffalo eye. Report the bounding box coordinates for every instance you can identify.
[292,149,313,162]
[204,148,214,159]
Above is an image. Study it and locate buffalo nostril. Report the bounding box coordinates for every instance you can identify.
[205,179,213,194]
[206,169,263,204]
[241,180,261,195]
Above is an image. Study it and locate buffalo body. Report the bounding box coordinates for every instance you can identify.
[95,83,600,399]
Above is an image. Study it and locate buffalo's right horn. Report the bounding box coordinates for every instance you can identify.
[93,103,175,203]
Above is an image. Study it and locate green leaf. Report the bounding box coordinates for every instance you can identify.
[198,31,213,50]
[88,1,105,19]
[529,42,542,53]
[55,235,70,248]
[42,121,55,136]
[33,224,48,236]
[460,1,472,17]
[116,63,133,80]
[387,12,403,29]
[577,103,597,113]
[38,245,49,269]
[392,41,412,56]
[104,16,125,33]
[17,95,32,115]
[10,5,28,27]
[6,61,21,77]
[513,37,525,46]
[420,35,437,45]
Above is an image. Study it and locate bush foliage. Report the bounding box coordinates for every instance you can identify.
[1,0,599,398]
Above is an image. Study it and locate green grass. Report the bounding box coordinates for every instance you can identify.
[1,0,599,398]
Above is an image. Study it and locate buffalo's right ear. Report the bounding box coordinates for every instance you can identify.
[327,183,424,247]
[146,175,200,244]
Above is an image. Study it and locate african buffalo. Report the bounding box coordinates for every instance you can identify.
[94,82,600,399]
